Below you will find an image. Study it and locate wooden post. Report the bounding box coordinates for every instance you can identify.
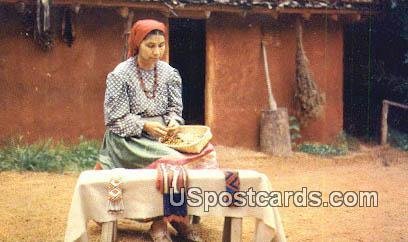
[191,215,201,224]
[254,219,275,242]
[381,100,408,145]
[381,100,389,145]
[101,221,117,242]
[222,217,242,242]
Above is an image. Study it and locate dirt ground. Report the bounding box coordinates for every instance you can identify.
[0,145,407,242]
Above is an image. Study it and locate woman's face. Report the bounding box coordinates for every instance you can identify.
[138,34,166,65]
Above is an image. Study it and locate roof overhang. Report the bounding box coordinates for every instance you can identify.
[0,0,381,21]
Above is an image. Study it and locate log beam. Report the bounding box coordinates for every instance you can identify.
[302,12,312,20]
[171,9,211,19]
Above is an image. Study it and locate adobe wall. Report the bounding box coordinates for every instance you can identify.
[0,5,167,143]
[206,13,344,148]
[0,4,343,148]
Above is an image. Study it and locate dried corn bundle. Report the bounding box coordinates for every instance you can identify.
[294,17,325,126]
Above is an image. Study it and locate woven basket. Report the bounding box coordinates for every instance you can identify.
[159,125,212,154]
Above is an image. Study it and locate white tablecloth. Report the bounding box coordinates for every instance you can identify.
[64,169,286,242]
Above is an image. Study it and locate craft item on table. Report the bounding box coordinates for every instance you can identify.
[224,170,240,206]
[156,164,189,224]
[106,174,124,214]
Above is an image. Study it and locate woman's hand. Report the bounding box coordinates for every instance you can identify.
[143,121,168,138]
[167,119,180,128]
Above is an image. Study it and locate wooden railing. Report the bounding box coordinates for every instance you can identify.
[381,100,408,145]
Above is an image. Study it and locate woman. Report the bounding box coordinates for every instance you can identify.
[96,19,217,242]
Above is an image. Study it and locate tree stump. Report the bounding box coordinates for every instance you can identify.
[260,108,292,156]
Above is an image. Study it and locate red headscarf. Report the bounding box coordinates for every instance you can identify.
[127,19,167,58]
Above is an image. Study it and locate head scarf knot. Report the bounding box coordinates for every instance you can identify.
[127,19,167,58]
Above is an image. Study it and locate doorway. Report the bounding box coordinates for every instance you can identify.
[169,18,206,125]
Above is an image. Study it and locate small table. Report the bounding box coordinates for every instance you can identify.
[64,169,286,242]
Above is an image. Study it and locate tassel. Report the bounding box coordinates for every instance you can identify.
[156,164,189,224]
[107,176,124,214]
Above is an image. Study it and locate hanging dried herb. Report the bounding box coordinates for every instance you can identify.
[294,16,325,126]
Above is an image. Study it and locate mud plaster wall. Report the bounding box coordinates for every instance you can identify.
[206,14,343,148]
[0,6,168,143]
[0,5,343,148]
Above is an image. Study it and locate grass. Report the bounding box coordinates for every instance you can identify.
[388,128,408,151]
[297,143,348,156]
[1,129,405,172]
[297,129,408,156]
[297,131,359,156]
[0,136,99,173]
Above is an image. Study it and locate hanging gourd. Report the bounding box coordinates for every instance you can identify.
[293,16,325,126]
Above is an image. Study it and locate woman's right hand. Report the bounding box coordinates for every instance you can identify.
[143,121,168,138]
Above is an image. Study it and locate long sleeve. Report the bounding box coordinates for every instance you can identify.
[163,69,185,125]
[104,72,145,137]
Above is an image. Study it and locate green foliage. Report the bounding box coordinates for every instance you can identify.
[0,136,100,173]
[289,116,302,145]
[388,128,408,151]
[298,143,348,156]
[297,131,359,156]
